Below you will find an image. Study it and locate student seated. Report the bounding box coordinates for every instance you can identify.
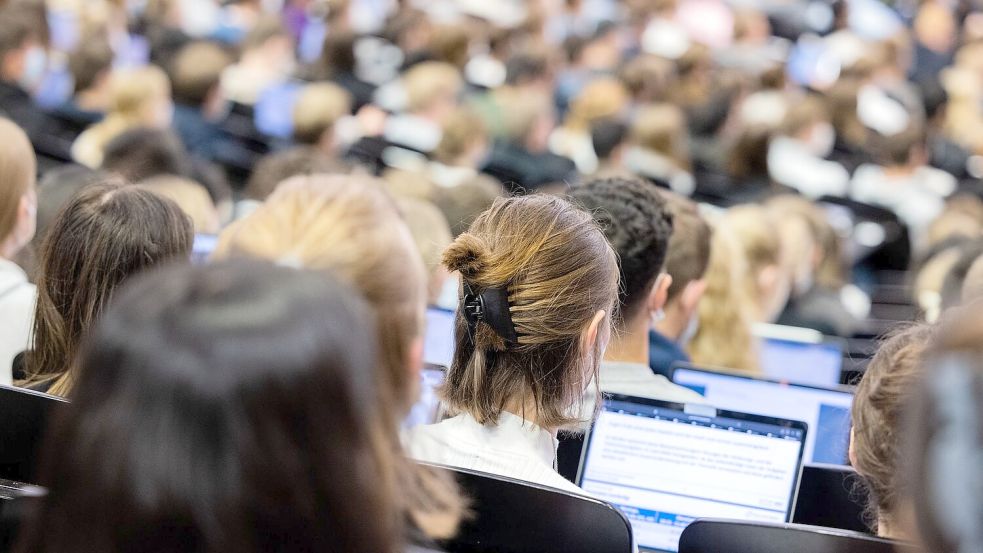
[214,175,463,540]
[850,323,935,540]
[18,182,193,396]
[648,192,711,378]
[0,118,37,385]
[570,176,703,402]
[52,34,113,137]
[904,308,983,553]
[13,261,402,553]
[406,195,619,494]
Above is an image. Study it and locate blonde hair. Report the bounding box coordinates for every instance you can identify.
[0,118,36,243]
[563,78,629,131]
[630,103,690,169]
[214,175,463,538]
[292,82,352,145]
[137,176,220,235]
[688,218,760,374]
[403,61,462,114]
[441,195,619,429]
[433,107,487,165]
[396,196,453,304]
[725,204,786,320]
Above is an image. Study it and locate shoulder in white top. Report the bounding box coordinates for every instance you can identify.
[598,361,706,404]
[405,411,586,496]
[0,258,36,386]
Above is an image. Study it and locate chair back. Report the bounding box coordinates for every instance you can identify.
[0,386,68,485]
[793,463,870,533]
[429,464,633,553]
[678,519,917,553]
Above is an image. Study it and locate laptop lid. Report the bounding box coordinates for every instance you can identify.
[577,395,807,553]
[753,324,845,387]
[0,385,69,485]
[404,364,446,429]
[671,365,853,465]
[423,307,456,368]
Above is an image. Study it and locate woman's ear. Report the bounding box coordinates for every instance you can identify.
[407,336,424,379]
[584,309,610,354]
[647,273,673,315]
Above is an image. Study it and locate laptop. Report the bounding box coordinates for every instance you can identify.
[0,385,69,485]
[423,307,456,368]
[753,324,845,387]
[672,365,853,465]
[404,364,446,429]
[577,395,807,553]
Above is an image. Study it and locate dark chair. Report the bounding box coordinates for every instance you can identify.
[556,432,585,484]
[428,464,633,553]
[793,464,870,533]
[0,483,43,553]
[678,519,918,553]
[0,386,68,485]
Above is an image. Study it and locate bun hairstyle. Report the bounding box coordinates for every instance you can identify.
[441,195,619,429]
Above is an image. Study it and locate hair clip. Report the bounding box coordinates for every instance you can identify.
[462,281,518,345]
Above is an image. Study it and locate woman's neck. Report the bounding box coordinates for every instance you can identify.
[502,398,556,437]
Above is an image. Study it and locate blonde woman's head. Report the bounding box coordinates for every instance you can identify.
[441,194,619,430]
[107,66,172,128]
[724,204,790,323]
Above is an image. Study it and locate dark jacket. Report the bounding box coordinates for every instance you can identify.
[649,329,690,380]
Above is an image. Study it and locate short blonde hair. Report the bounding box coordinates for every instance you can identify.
[403,61,462,113]
[108,66,171,120]
[433,107,487,164]
[564,78,629,130]
[138,176,220,235]
[292,82,352,145]
[630,103,690,168]
[0,118,36,242]
[396,197,453,303]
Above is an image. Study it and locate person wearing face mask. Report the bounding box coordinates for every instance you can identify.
[767,95,850,199]
[0,7,71,161]
[570,177,705,403]
[647,192,712,379]
[0,118,38,385]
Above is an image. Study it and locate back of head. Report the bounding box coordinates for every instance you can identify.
[661,192,711,304]
[630,103,689,165]
[441,195,618,428]
[402,61,462,115]
[851,323,935,536]
[138,175,220,235]
[26,181,194,395]
[724,204,787,321]
[565,78,629,130]
[169,41,233,106]
[433,107,487,165]
[570,176,673,327]
[17,260,397,553]
[495,87,552,145]
[591,118,629,162]
[779,94,830,137]
[0,7,38,78]
[34,165,105,247]
[905,309,983,553]
[244,147,347,201]
[101,127,192,182]
[0,117,36,247]
[395,196,453,303]
[68,34,113,94]
[432,174,504,237]
[940,239,983,311]
[868,120,925,167]
[107,66,171,119]
[292,82,352,145]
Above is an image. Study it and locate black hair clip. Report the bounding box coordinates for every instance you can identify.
[462,281,518,345]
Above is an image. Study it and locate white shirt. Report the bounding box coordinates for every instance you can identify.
[850,164,956,240]
[0,258,35,385]
[598,361,706,404]
[768,136,850,199]
[405,411,586,495]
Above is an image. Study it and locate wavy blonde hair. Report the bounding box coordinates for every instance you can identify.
[214,174,464,540]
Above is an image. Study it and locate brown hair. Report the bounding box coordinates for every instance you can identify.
[213,175,464,539]
[403,61,462,114]
[433,108,487,165]
[661,191,711,303]
[441,195,619,429]
[169,40,232,106]
[432,174,504,237]
[292,82,352,145]
[67,33,113,94]
[0,117,36,243]
[245,147,348,201]
[22,181,194,396]
[630,103,691,169]
[852,323,935,535]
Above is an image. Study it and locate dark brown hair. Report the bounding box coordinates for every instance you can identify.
[851,323,935,534]
[22,181,193,396]
[660,191,711,303]
[15,260,399,553]
[441,194,619,428]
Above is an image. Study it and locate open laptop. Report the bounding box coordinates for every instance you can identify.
[0,385,69,485]
[404,364,446,429]
[423,307,456,368]
[672,365,853,465]
[753,324,845,387]
[577,395,807,553]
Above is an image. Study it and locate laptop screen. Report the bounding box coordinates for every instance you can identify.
[423,307,456,368]
[404,364,446,429]
[759,337,843,387]
[672,366,853,465]
[578,396,806,553]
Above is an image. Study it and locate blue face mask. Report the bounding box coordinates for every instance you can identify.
[18,47,47,91]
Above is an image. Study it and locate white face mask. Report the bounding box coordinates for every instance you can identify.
[678,313,700,348]
[807,122,836,158]
[650,308,666,327]
[18,46,47,91]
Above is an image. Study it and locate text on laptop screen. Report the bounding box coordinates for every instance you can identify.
[759,337,843,387]
[672,367,852,465]
[423,308,456,368]
[578,398,806,553]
